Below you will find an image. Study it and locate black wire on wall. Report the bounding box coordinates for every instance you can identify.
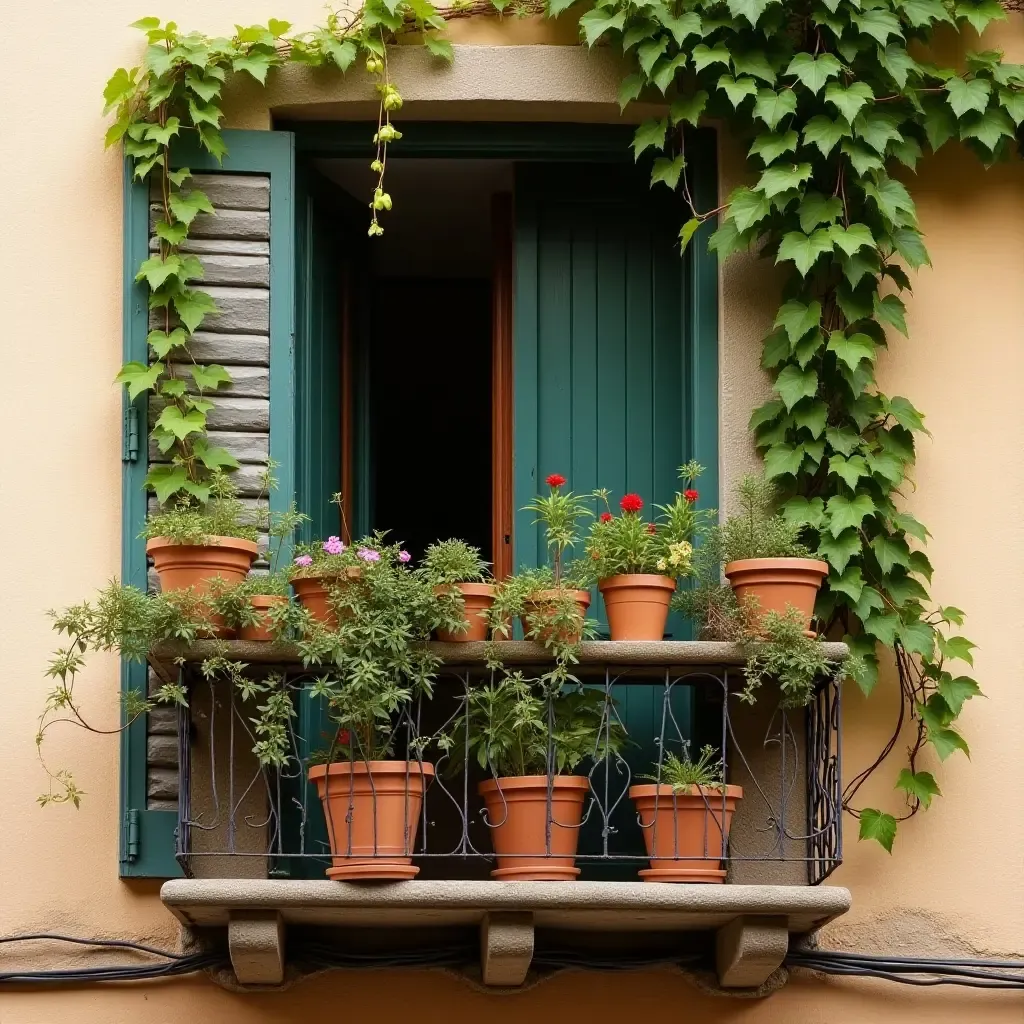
[1,934,1022,990]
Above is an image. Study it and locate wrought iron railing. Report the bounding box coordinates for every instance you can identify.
[162,642,843,885]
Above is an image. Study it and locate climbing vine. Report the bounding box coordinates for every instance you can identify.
[104,0,1021,850]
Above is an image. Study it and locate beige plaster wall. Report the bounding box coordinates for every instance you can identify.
[0,3,1021,1020]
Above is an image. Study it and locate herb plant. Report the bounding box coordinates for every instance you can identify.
[644,743,724,794]
[141,472,258,544]
[720,474,810,563]
[421,539,490,585]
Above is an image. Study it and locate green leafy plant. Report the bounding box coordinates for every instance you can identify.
[421,539,490,584]
[720,474,809,563]
[440,675,624,779]
[521,473,593,585]
[586,461,711,578]
[643,743,724,794]
[141,471,258,543]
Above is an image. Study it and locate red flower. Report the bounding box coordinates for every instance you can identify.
[647,522,657,535]
[620,493,644,514]
[546,473,567,488]
[600,512,613,523]
[684,489,699,503]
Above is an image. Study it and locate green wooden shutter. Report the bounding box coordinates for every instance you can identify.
[512,156,719,875]
[120,129,295,878]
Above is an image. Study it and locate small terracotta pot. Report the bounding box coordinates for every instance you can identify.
[146,535,258,638]
[238,595,288,642]
[599,574,676,641]
[309,760,434,881]
[521,589,591,645]
[724,558,829,634]
[293,567,362,628]
[435,582,497,642]
[629,784,743,883]
[479,775,590,880]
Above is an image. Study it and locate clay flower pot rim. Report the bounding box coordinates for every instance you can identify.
[292,566,362,583]
[724,557,828,574]
[146,535,259,556]
[249,594,287,605]
[629,783,744,800]
[308,760,435,781]
[526,588,591,605]
[433,582,497,597]
[479,774,591,793]
[599,573,677,591]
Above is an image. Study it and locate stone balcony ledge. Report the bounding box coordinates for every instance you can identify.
[161,878,851,990]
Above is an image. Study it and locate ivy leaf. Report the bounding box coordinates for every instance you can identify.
[145,464,191,504]
[853,8,903,45]
[232,51,275,83]
[115,361,164,401]
[827,330,876,370]
[853,109,904,153]
[678,218,701,254]
[892,227,931,269]
[938,674,982,717]
[192,439,240,472]
[826,425,862,457]
[718,74,760,108]
[708,220,754,259]
[650,155,684,191]
[960,107,1016,151]
[829,563,865,602]
[757,162,812,199]
[168,167,192,187]
[824,81,873,122]
[890,136,923,170]
[826,493,875,537]
[103,66,138,113]
[692,43,731,72]
[172,289,218,334]
[939,605,966,626]
[326,37,359,70]
[928,725,970,761]
[998,87,1024,126]
[946,76,991,118]
[754,88,798,129]
[955,0,1006,35]
[874,293,909,336]
[799,193,843,233]
[617,73,643,111]
[159,379,187,399]
[782,495,827,530]
[923,96,958,151]
[632,118,668,160]
[803,115,850,156]
[168,189,215,226]
[842,139,884,176]
[864,611,901,646]
[786,52,842,94]
[749,131,799,170]
[878,44,920,90]
[817,529,862,575]
[579,7,626,46]
[854,586,886,620]
[147,328,189,358]
[865,177,917,227]
[793,398,827,436]
[829,453,869,489]
[776,228,834,275]
[774,299,822,345]
[886,396,928,433]
[845,634,880,695]
[908,549,934,581]
[145,117,181,147]
[637,37,668,77]
[670,90,708,126]
[155,219,189,246]
[775,364,819,410]
[733,50,777,85]
[895,769,941,810]
[722,188,766,234]
[659,11,702,46]
[763,443,805,479]
[727,0,777,26]
[829,223,874,257]
[136,254,182,290]
[154,405,207,443]
[871,533,912,574]
[749,398,785,432]
[189,364,232,391]
[937,634,977,666]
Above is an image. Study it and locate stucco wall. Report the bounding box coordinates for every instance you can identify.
[1,3,1022,1020]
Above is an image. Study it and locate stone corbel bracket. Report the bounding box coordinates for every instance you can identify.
[162,879,851,991]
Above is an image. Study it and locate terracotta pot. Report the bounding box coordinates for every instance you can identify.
[724,558,829,633]
[435,582,497,642]
[146,535,258,638]
[521,589,591,645]
[598,574,676,641]
[629,783,743,883]
[238,595,288,642]
[479,775,590,880]
[292,567,362,628]
[309,760,434,881]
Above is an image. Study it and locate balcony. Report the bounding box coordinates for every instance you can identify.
[150,640,850,990]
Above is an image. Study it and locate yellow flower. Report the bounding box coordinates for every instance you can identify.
[656,558,667,572]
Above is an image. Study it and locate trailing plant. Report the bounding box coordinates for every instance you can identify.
[719,473,810,562]
[440,674,625,778]
[642,742,724,793]
[587,461,711,577]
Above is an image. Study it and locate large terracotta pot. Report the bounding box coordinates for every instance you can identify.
[629,783,743,883]
[309,760,434,881]
[292,567,361,628]
[599,574,676,641]
[521,589,591,645]
[723,558,829,633]
[435,582,496,642]
[479,775,590,880]
[238,595,288,642]
[146,535,258,638]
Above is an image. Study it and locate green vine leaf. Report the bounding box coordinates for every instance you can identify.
[632,118,667,160]
[895,769,941,810]
[803,114,851,157]
[115,361,164,402]
[858,808,897,853]
[718,74,760,108]
[773,299,822,345]
[824,80,873,122]
[749,128,798,164]
[937,674,982,717]
[817,529,862,575]
[154,405,207,443]
[775,364,819,410]
[826,493,875,537]
[189,364,232,391]
[172,289,218,334]
[579,7,626,46]
[753,88,797,129]
[776,228,833,275]
[692,42,731,72]
[168,189,215,226]
[670,90,709,126]
[827,330,876,371]
[786,52,842,94]
[954,0,1006,36]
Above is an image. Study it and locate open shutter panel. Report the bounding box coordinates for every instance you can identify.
[512,155,719,877]
[120,130,294,878]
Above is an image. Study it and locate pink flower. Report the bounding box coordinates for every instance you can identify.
[323,536,345,555]
[357,547,380,562]
[398,550,411,563]
[294,555,313,567]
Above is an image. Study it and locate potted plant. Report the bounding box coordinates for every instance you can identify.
[586,461,712,641]
[443,676,623,880]
[289,536,368,628]
[142,473,259,636]
[300,538,445,880]
[720,475,828,634]
[629,744,742,883]
[421,539,495,642]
